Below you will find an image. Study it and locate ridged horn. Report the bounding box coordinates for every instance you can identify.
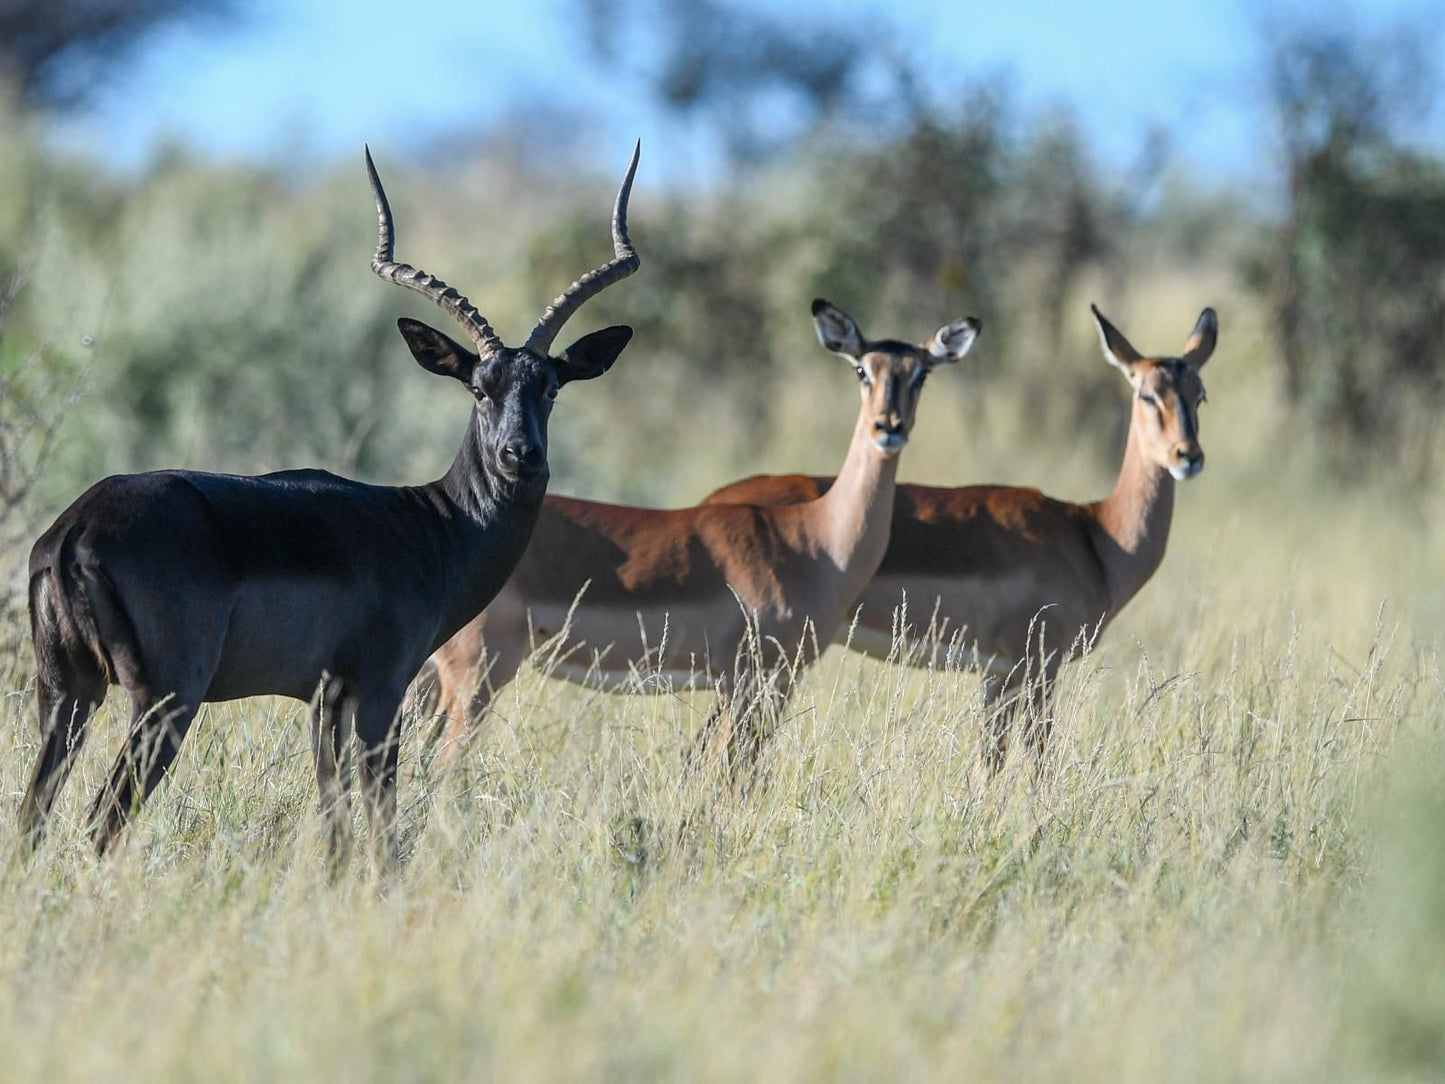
[365,145,504,357]
[523,140,641,355]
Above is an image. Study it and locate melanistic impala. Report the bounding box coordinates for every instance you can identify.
[700,304,1218,769]
[19,143,643,864]
[423,300,980,772]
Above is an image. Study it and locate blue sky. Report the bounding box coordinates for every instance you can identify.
[53,0,1445,186]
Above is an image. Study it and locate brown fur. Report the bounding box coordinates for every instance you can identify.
[426,302,981,774]
[698,306,1219,770]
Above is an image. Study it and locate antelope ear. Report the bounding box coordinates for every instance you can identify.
[1182,307,1218,368]
[556,325,632,385]
[811,298,866,358]
[397,318,479,383]
[1091,304,1144,377]
[925,317,982,364]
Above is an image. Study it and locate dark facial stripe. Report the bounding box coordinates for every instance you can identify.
[885,371,904,424]
[1170,363,1199,446]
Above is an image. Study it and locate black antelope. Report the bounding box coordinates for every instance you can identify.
[699,304,1218,769]
[19,143,643,863]
[424,300,981,770]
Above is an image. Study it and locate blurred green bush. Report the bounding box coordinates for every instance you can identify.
[0,16,1441,551]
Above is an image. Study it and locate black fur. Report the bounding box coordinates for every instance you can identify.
[17,321,631,862]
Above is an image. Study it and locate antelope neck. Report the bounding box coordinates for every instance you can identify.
[425,406,546,636]
[1089,404,1175,612]
[810,408,900,572]
[437,407,541,517]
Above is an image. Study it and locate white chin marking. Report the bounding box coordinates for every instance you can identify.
[1170,463,1201,481]
[873,435,905,455]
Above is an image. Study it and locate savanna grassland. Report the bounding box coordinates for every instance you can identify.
[0,258,1441,1081]
[0,22,1443,1072]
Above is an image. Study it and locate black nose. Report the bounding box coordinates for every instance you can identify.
[502,442,543,473]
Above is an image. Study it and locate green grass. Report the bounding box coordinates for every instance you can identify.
[2,83,1442,1080]
[3,151,1441,1077]
[1,271,1441,1081]
[0,475,1438,1081]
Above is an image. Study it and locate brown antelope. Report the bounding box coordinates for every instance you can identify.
[18,143,642,863]
[424,300,981,769]
[699,304,1217,769]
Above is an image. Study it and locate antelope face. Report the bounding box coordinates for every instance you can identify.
[1132,358,1209,480]
[397,319,633,491]
[811,299,981,458]
[366,141,639,495]
[1092,305,1218,482]
[469,349,556,485]
[855,344,930,455]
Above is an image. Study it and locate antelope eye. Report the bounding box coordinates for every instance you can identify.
[1138,391,1160,406]
[474,364,502,400]
[854,365,868,382]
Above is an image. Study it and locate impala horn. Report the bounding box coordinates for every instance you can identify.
[365,145,505,357]
[522,140,641,356]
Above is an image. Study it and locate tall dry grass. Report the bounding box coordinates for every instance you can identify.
[0,100,1441,1082]
[0,309,1439,1078]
